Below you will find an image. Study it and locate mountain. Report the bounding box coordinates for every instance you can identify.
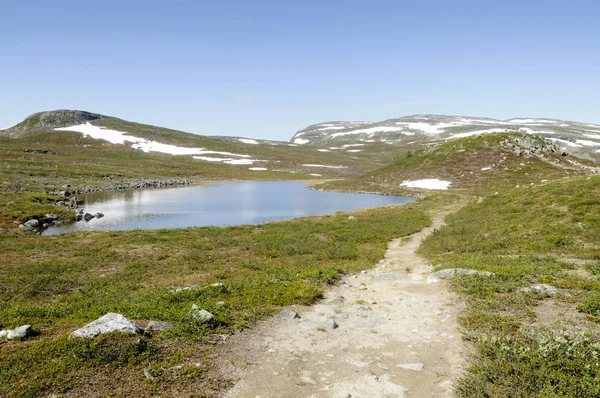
[0,110,393,193]
[291,115,600,161]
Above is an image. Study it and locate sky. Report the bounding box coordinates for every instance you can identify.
[1,0,599,140]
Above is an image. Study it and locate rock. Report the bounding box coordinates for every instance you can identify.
[278,309,300,319]
[348,216,357,221]
[23,219,39,228]
[0,325,34,340]
[398,363,425,371]
[519,283,559,295]
[83,213,95,222]
[190,305,214,324]
[70,313,142,338]
[145,321,174,332]
[94,212,104,219]
[300,319,338,330]
[427,268,495,283]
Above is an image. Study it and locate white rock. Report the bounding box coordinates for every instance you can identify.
[70,313,141,338]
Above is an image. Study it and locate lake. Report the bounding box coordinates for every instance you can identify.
[43,181,413,234]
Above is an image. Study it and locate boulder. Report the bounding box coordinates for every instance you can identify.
[70,313,141,338]
[145,321,174,332]
[427,268,495,283]
[190,305,214,324]
[94,212,104,219]
[83,213,95,222]
[519,283,559,295]
[278,309,300,319]
[23,219,39,228]
[0,325,34,340]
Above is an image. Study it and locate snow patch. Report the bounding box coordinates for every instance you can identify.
[318,149,331,152]
[56,123,252,157]
[248,167,268,171]
[239,138,259,145]
[330,126,404,138]
[302,164,348,169]
[583,133,600,140]
[193,156,263,165]
[342,144,365,148]
[347,149,362,152]
[481,167,491,171]
[575,139,600,147]
[395,122,456,135]
[547,138,582,148]
[400,179,452,190]
[309,173,322,177]
[294,138,310,145]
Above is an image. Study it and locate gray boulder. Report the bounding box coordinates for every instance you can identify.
[83,213,95,222]
[145,321,174,332]
[0,325,34,340]
[94,212,104,219]
[70,313,141,338]
[24,219,39,228]
[278,309,300,319]
[519,283,559,295]
[190,304,214,324]
[427,268,495,283]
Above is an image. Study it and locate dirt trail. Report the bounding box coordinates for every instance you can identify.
[221,211,465,398]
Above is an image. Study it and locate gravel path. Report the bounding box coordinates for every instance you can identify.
[221,212,465,398]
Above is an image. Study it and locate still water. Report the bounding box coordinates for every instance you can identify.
[43,181,413,234]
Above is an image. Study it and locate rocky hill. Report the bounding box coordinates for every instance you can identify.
[317,132,597,194]
[3,110,104,136]
[291,115,600,161]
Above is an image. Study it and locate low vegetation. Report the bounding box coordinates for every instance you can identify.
[0,196,452,397]
[318,133,589,195]
[419,175,600,396]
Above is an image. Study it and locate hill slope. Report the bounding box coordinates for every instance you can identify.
[292,115,600,162]
[317,132,597,195]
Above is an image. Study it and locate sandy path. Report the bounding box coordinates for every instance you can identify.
[221,212,465,398]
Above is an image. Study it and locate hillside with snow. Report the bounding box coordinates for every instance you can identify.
[291,115,600,161]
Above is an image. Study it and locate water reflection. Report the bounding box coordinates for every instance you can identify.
[44,182,413,234]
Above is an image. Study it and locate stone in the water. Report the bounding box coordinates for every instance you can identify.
[278,309,300,319]
[190,304,214,324]
[146,321,174,332]
[70,313,141,338]
[300,319,338,330]
[94,212,104,219]
[398,363,425,371]
[0,325,34,340]
[519,283,559,295]
[83,213,95,222]
[427,268,495,283]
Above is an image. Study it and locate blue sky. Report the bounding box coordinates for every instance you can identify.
[1,0,599,140]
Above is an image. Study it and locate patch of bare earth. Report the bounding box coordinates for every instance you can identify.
[217,213,466,397]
